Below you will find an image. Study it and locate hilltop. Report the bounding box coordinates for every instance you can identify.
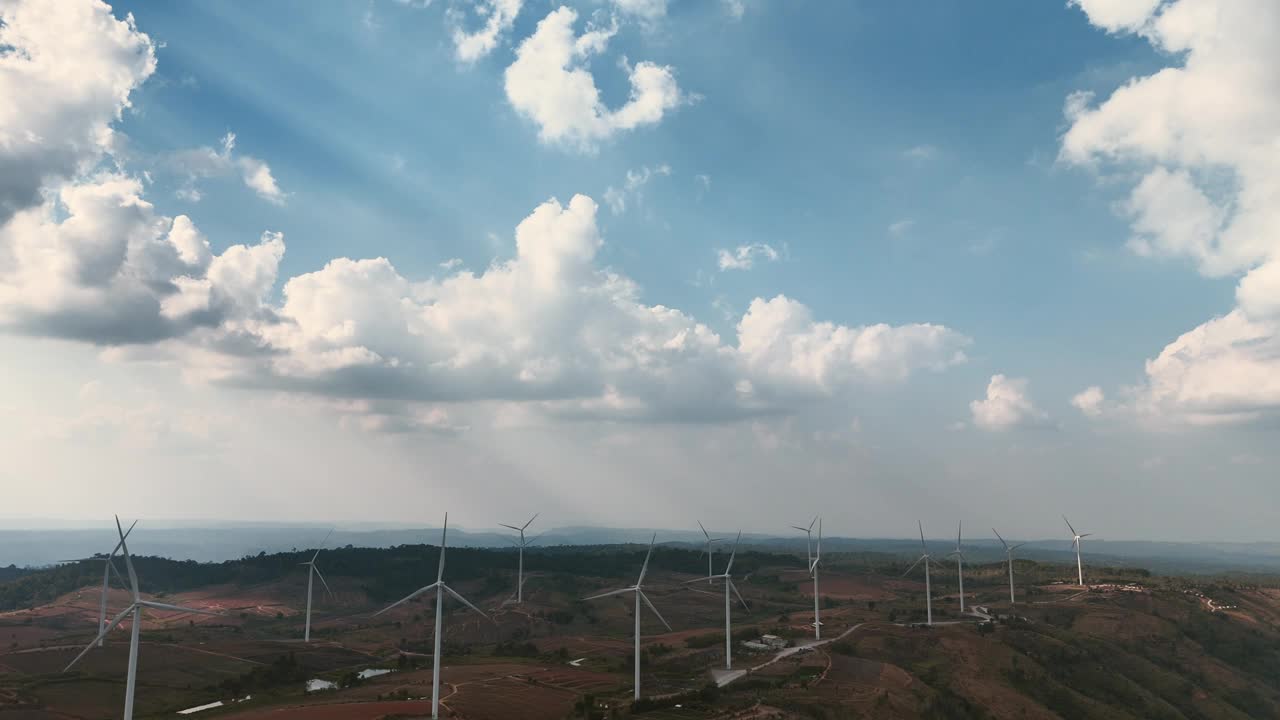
[1,543,1278,718]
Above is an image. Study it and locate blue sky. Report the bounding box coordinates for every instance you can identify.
[0,0,1275,540]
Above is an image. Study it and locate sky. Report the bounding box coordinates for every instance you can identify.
[0,0,1276,541]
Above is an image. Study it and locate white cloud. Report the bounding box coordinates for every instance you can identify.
[722,0,745,20]
[449,0,523,63]
[152,194,969,427]
[613,0,666,23]
[0,175,284,344]
[439,258,463,270]
[503,6,683,152]
[171,132,286,205]
[1071,386,1105,417]
[603,163,670,215]
[1062,0,1280,425]
[888,219,915,238]
[717,243,779,271]
[904,144,937,162]
[970,374,1048,431]
[0,0,156,225]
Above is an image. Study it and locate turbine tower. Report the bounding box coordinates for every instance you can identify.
[63,517,220,720]
[300,529,334,643]
[684,531,748,670]
[791,516,822,639]
[903,521,935,626]
[499,514,539,604]
[583,534,671,701]
[697,521,723,585]
[1064,516,1092,586]
[59,519,137,648]
[992,528,1025,604]
[947,521,966,614]
[375,513,487,720]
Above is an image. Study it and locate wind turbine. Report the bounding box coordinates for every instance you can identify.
[684,531,748,670]
[697,521,723,585]
[499,514,539,604]
[903,521,935,626]
[300,529,334,643]
[947,521,966,614]
[992,528,1025,604]
[1063,516,1092,586]
[58,520,137,648]
[583,534,671,701]
[791,516,822,639]
[375,513,487,720]
[63,517,220,720]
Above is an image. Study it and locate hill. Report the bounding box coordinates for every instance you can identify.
[1,543,1278,718]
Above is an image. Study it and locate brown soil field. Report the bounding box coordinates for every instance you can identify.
[218,699,433,719]
[444,675,580,720]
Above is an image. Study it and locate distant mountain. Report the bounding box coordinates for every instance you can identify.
[1,525,1278,576]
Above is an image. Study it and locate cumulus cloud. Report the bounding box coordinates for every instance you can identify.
[503,6,683,152]
[603,163,670,215]
[1063,0,1280,425]
[1071,386,1105,417]
[970,374,1048,431]
[148,195,969,427]
[449,0,522,63]
[717,243,779,271]
[0,0,156,224]
[171,132,286,205]
[0,175,284,344]
[888,219,915,238]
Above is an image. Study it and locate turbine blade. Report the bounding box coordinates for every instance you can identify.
[317,527,334,553]
[443,584,488,619]
[902,555,924,577]
[698,520,710,540]
[1010,543,1026,551]
[525,531,546,546]
[1080,533,1093,538]
[789,525,810,533]
[957,520,962,550]
[138,600,220,616]
[313,565,334,598]
[639,590,671,632]
[523,513,539,531]
[816,518,822,562]
[687,587,718,597]
[725,531,742,574]
[808,516,817,532]
[992,527,1008,550]
[115,516,139,599]
[583,587,634,602]
[637,533,656,586]
[729,580,749,611]
[374,582,439,616]
[437,513,448,583]
[498,524,522,532]
[1063,515,1077,536]
[683,575,727,585]
[64,605,134,671]
[918,520,926,548]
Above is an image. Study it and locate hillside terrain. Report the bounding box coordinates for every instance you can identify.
[1,544,1278,719]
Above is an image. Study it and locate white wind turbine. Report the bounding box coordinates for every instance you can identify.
[684,531,748,670]
[375,513,487,720]
[63,517,220,720]
[583,534,671,701]
[300,529,334,643]
[499,513,539,604]
[903,521,936,626]
[791,516,822,639]
[697,520,723,585]
[992,528,1025,604]
[1064,515,1092,586]
[58,519,137,648]
[947,521,966,614]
